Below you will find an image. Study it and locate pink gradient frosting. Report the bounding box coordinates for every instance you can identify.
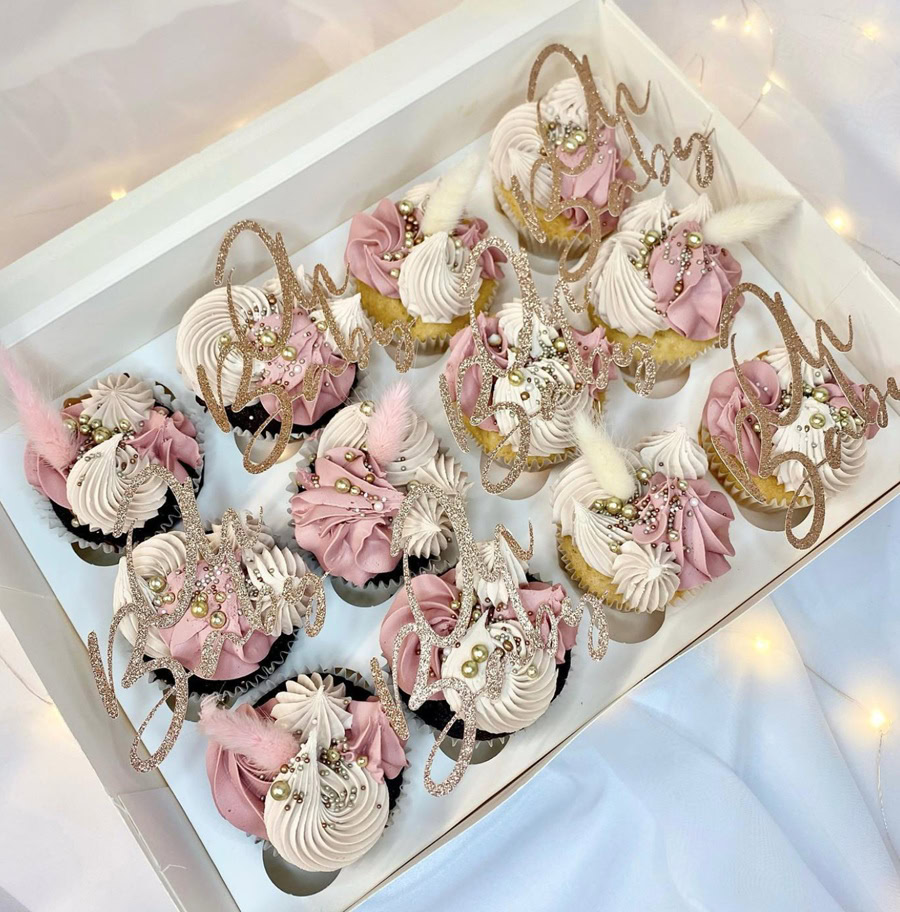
[206,703,280,840]
[291,447,405,587]
[703,360,781,475]
[379,568,460,700]
[648,220,743,341]
[345,697,408,783]
[558,134,635,233]
[130,407,202,482]
[345,199,505,299]
[632,473,735,590]
[24,402,85,509]
[495,581,576,664]
[256,310,356,427]
[158,559,277,680]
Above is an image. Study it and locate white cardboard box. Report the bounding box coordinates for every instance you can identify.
[2,2,899,910]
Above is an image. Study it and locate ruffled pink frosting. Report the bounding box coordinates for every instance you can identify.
[130,407,202,482]
[443,314,509,431]
[704,360,781,475]
[495,581,576,664]
[24,402,85,509]
[558,134,634,233]
[158,559,277,680]
[379,568,460,700]
[256,310,356,427]
[826,380,880,440]
[632,474,735,590]
[205,703,277,840]
[345,199,505,298]
[345,697,408,783]
[291,447,405,587]
[648,220,743,341]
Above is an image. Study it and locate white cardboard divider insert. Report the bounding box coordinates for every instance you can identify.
[2,2,899,911]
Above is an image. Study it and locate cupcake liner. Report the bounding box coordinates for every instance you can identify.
[556,528,692,614]
[698,423,812,514]
[37,381,206,556]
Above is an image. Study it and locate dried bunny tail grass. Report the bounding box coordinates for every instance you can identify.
[198,697,298,773]
[420,153,481,236]
[574,412,635,500]
[366,381,411,466]
[701,196,799,247]
[0,345,78,471]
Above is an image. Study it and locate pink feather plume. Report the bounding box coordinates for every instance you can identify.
[198,698,298,772]
[366,381,412,466]
[0,345,78,471]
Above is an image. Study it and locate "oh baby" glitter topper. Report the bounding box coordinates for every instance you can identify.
[385,484,609,796]
[87,465,326,772]
[196,220,415,474]
[711,282,899,550]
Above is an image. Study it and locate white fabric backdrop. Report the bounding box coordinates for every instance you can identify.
[1,2,899,910]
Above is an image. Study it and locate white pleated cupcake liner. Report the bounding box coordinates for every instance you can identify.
[36,380,207,557]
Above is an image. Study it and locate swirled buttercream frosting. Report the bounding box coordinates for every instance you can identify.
[270,673,352,745]
[611,540,680,613]
[81,374,155,430]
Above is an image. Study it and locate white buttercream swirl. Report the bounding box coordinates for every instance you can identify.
[762,345,830,390]
[617,192,673,234]
[472,537,529,606]
[113,530,186,658]
[66,434,168,535]
[551,457,608,538]
[398,231,480,324]
[309,292,374,352]
[571,501,629,578]
[262,264,314,301]
[442,615,557,734]
[271,673,352,744]
[611,540,680,613]
[637,426,708,480]
[244,544,311,636]
[263,726,389,873]
[496,298,562,360]
[589,231,666,338]
[399,494,453,560]
[489,101,554,207]
[315,402,369,457]
[383,414,440,485]
[176,284,272,406]
[81,374,155,430]
[414,451,471,498]
[676,193,715,225]
[772,397,867,495]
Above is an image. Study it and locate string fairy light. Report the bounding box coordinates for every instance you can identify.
[754,635,771,652]
[710,15,728,30]
[109,188,127,201]
[861,23,881,41]
[827,210,850,233]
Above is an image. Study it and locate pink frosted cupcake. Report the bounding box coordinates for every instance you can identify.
[290,382,470,605]
[346,156,505,353]
[199,670,407,874]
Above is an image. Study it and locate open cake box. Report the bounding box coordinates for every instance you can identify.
[1,1,899,910]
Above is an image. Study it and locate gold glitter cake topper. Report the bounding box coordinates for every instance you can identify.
[196,220,414,474]
[441,237,656,493]
[388,485,609,796]
[513,43,714,283]
[712,282,899,550]
[87,465,326,772]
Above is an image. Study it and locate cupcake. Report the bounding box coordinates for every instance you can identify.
[290,382,470,604]
[0,358,204,553]
[587,192,796,377]
[113,515,317,704]
[490,76,634,256]
[345,155,506,352]
[700,345,877,514]
[379,543,576,745]
[199,670,407,873]
[553,418,735,616]
[176,264,368,445]
[443,297,615,471]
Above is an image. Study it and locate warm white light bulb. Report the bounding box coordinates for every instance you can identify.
[109,188,127,201]
[870,708,889,731]
[710,15,728,30]
[827,211,848,233]
[742,19,753,34]
[861,23,880,41]
[761,81,772,96]
[754,636,771,653]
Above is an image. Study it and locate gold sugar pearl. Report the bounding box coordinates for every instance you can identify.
[270,780,290,801]
[147,575,166,593]
[461,660,479,678]
[334,478,351,494]
[209,610,227,629]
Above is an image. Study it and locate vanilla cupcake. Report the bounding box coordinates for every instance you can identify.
[700,345,875,513]
[490,76,634,256]
[553,420,735,615]
[443,298,615,470]
[379,542,576,744]
[113,517,314,703]
[587,192,796,377]
[177,265,367,442]
[199,671,407,874]
[345,156,505,352]
[3,365,204,553]
[290,382,470,605]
